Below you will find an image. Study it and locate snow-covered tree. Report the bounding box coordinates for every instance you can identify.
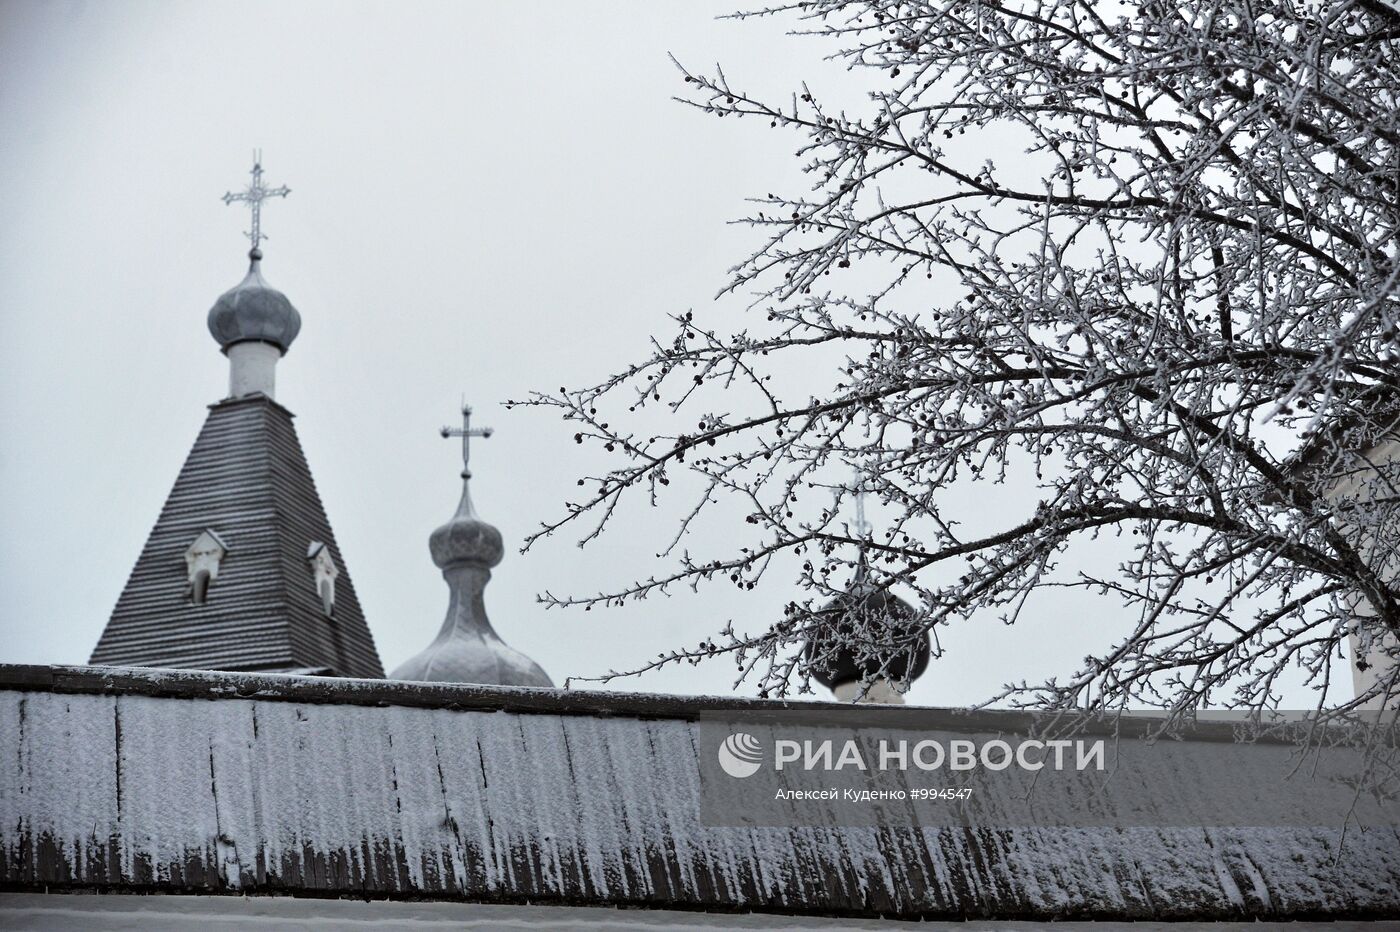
[516,0,1400,719]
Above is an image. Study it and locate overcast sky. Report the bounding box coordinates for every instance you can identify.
[0,0,1319,706]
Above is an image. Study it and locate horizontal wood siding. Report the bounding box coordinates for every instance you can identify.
[89,396,384,678]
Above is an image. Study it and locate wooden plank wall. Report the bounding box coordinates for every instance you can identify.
[2,670,1399,920]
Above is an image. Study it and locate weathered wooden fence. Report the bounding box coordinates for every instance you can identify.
[2,665,1399,920]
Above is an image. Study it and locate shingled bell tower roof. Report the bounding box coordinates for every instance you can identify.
[91,395,384,676]
[89,157,384,678]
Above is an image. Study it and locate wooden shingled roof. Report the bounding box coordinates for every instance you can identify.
[89,395,384,678]
[3,665,1399,921]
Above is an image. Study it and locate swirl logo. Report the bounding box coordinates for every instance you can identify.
[717,732,764,778]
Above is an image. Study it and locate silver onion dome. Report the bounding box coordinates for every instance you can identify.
[207,249,302,354]
[428,483,505,569]
[391,406,553,688]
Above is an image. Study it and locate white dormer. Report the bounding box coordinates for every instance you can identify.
[306,542,339,616]
[185,529,228,605]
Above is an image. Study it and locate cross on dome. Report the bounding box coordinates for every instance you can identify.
[221,151,291,253]
[852,471,872,540]
[441,403,494,479]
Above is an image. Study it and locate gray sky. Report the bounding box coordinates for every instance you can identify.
[0,1,1317,705]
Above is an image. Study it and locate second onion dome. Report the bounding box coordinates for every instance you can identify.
[803,535,930,703]
[390,404,553,688]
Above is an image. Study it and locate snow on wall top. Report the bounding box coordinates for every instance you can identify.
[1,664,1398,920]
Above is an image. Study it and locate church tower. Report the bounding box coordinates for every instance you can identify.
[89,158,385,678]
[391,404,552,686]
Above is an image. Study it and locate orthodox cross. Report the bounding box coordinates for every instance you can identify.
[847,471,874,579]
[221,151,290,252]
[441,403,493,479]
[852,473,872,539]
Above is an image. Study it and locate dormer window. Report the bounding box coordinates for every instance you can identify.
[306,542,339,616]
[185,530,229,605]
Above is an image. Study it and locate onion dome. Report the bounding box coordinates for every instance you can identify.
[391,405,553,688]
[803,557,930,694]
[429,483,505,569]
[207,249,302,354]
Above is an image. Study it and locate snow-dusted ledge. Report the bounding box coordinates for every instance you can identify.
[9,893,1399,932]
[1,664,1398,921]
